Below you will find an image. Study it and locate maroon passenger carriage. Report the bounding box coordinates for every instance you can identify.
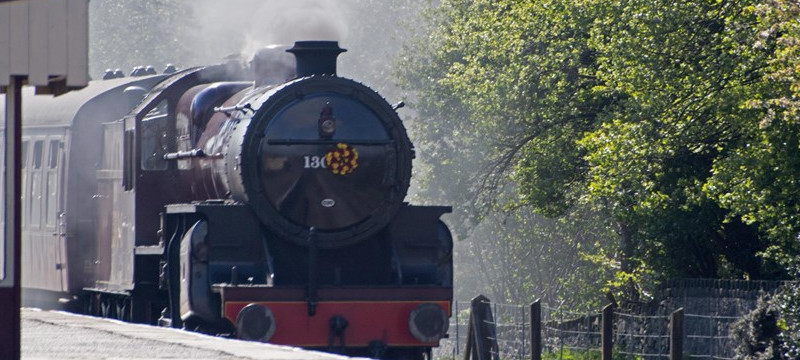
[3,41,453,360]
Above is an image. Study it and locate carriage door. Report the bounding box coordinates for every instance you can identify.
[95,121,123,285]
[44,137,67,291]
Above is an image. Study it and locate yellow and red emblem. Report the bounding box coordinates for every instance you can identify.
[325,143,359,175]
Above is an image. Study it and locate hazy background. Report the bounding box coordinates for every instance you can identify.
[88,0,427,98]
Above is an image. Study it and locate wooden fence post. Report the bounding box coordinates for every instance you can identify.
[530,299,541,360]
[462,295,500,360]
[670,308,684,360]
[464,311,474,360]
[601,304,614,360]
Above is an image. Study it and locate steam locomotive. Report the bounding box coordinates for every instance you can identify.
[3,41,452,359]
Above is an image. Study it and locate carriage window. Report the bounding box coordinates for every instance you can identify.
[20,141,28,227]
[21,141,28,169]
[48,140,60,168]
[141,99,169,171]
[30,140,44,227]
[32,140,43,169]
[45,140,61,228]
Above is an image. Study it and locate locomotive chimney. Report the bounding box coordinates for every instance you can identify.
[287,41,347,77]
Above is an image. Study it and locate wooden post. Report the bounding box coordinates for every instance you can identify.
[0,75,23,360]
[472,295,498,360]
[530,299,541,360]
[670,308,684,360]
[464,312,474,360]
[463,295,500,360]
[601,304,614,360]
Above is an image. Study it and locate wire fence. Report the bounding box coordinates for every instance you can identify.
[683,313,740,360]
[613,311,670,359]
[434,300,748,360]
[435,280,792,359]
[541,304,602,357]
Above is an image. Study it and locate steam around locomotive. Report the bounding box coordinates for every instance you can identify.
[5,41,453,359]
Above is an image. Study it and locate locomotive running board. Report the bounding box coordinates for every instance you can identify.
[213,284,452,302]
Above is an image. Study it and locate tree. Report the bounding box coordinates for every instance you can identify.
[704,0,800,270]
[90,0,194,77]
[581,0,787,280]
[398,0,799,303]
[398,0,622,303]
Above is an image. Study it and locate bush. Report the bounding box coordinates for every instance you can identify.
[731,285,800,360]
[776,283,799,359]
[731,295,782,360]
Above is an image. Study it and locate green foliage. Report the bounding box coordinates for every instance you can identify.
[399,0,800,306]
[580,0,788,280]
[542,348,601,360]
[542,348,656,360]
[398,0,604,215]
[397,0,624,306]
[704,0,800,264]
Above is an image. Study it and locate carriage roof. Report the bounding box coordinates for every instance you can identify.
[0,75,165,130]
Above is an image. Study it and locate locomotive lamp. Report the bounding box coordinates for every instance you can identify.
[409,303,449,343]
[318,103,336,138]
[236,303,277,342]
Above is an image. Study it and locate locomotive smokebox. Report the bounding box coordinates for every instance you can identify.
[287,41,347,77]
